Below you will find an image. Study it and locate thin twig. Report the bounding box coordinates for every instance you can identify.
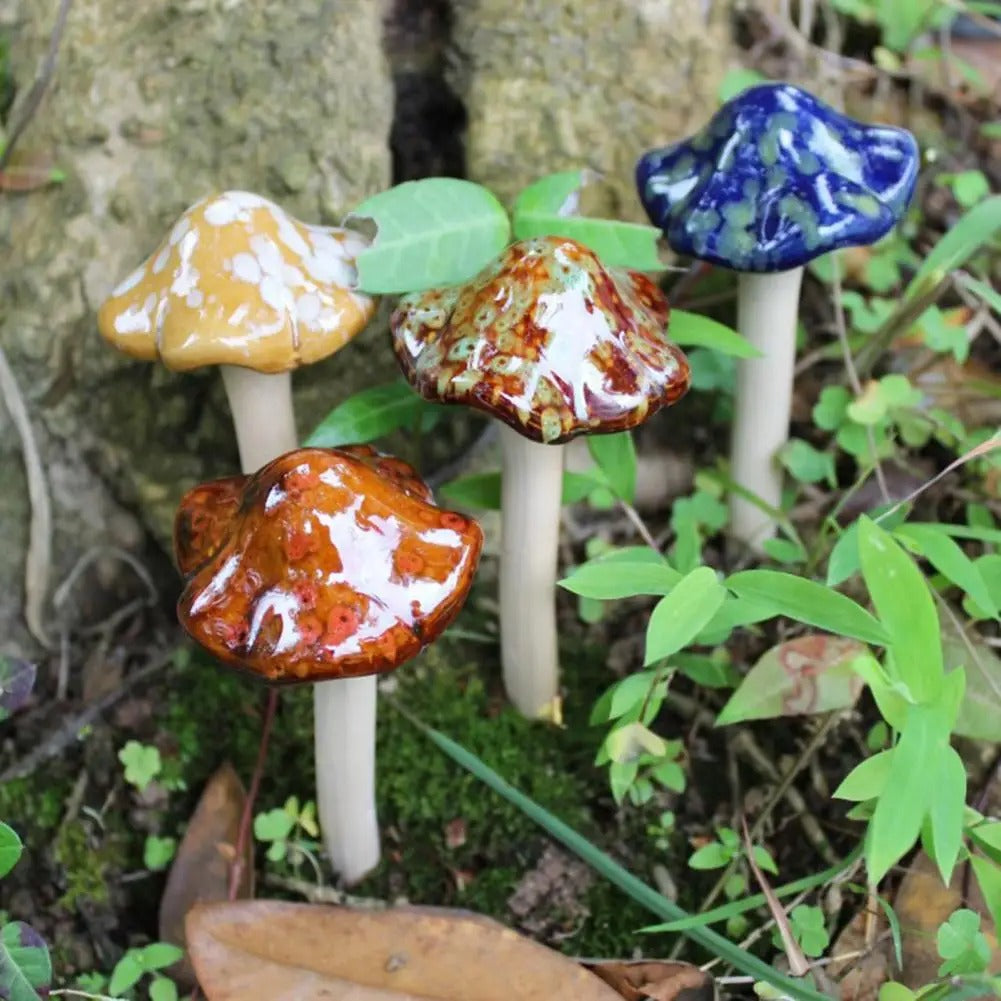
[228,688,280,900]
[0,0,74,172]
[262,872,388,908]
[0,346,53,648]
[0,648,173,783]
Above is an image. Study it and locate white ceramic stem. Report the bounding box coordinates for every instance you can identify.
[729,267,804,551]
[220,363,380,884]
[498,422,564,718]
[313,674,379,884]
[220,366,298,474]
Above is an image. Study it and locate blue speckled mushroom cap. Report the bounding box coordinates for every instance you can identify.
[636,83,920,273]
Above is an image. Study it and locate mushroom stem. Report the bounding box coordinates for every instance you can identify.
[729,267,804,552]
[313,674,379,884]
[222,363,382,882]
[220,365,299,473]
[498,422,564,718]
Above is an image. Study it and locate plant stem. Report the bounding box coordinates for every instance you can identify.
[228,687,279,899]
[313,674,380,884]
[729,267,804,552]
[498,423,564,718]
[220,366,298,473]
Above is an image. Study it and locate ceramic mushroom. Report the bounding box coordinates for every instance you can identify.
[391,236,690,719]
[636,83,919,550]
[174,446,483,883]
[98,189,375,472]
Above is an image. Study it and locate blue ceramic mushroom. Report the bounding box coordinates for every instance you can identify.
[635,83,920,550]
[636,82,919,273]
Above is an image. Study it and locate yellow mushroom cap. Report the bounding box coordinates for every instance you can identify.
[97,191,376,374]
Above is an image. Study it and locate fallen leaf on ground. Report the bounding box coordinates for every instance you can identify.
[895,852,1001,989]
[827,902,891,1001]
[584,958,716,1001]
[941,611,1001,742]
[716,634,867,725]
[159,763,252,988]
[187,900,622,1001]
[0,151,64,192]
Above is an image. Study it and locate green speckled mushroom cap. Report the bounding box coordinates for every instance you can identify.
[390,237,690,444]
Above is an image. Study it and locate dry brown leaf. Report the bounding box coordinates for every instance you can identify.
[828,904,891,1001]
[910,355,1001,428]
[187,901,623,1001]
[895,852,1001,990]
[0,151,63,192]
[584,959,716,1001]
[158,763,252,987]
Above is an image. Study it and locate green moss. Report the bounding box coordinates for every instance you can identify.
[0,777,68,835]
[54,824,110,910]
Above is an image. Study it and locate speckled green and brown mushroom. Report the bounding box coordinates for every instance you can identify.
[97,189,376,472]
[637,83,919,550]
[392,236,690,718]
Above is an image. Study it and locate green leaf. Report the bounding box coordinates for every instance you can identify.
[833,749,896,802]
[108,952,145,997]
[858,517,943,701]
[962,275,1001,316]
[879,985,916,1001]
[150,976,179,1001]
[905,196,1001,302]
[928,748,967,885]
[348,178,511,293]
[0,657,36,723]
[867,704,949,883]
[689,842,732,870]
[143,835,177,872]
[254,808,296,842]
[895,524,998,617]
[511,170,663,270]
[716,635,869,725]
[668,310,761,358]
[559,558,681,600]
[0,922,51,1001]
[937,909,991,976]
[0,823,22,879]
[779,439,836,487]
[971,856,1001,933]
[591,670,664,724]
[139,943,184,971]
[587,432,637,502]
[826,507,910,587]
[305,381,433,448]
[725,570,889,645]
[941,611,1001,742]
[644,567,727,665]
[717,67,768,102]
[438,470,596,510]
[118,741,162,792]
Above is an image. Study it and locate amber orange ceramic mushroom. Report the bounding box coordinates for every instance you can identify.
[392,236,690,718]
[176,446,482,883]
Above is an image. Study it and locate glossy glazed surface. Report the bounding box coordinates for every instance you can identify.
[98,191,375,373]
[636,83,919,273]
[175,447,482,683]
[391,237,690,444]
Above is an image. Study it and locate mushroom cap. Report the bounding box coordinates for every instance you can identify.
[390,236,690,445]
[636,83,920,273]
[98,191,376,374]
[174,447,482,684]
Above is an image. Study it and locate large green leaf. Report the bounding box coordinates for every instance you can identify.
[305,381,438,447]
[0,823,21,879]
[858,517,943,701]
[0,922,51,1001]
[511,171,663,271]
[348,178,511,293]
[725,570,888,645]
[928,747,967,885]
[904,196,1001,301]
[668,310,761,358]
[895,523,998,617]
[867,703,948,883]
[715,635,870,726]
[645,567,726,665]
[559,558,681,600]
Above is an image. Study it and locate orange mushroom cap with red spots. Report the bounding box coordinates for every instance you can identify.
[174,447,482,683]
[391,236,691,444]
